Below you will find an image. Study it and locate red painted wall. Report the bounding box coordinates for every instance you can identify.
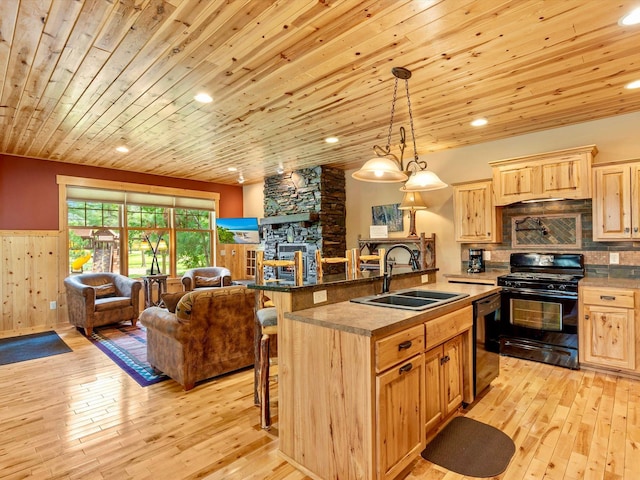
[0,154,243,230]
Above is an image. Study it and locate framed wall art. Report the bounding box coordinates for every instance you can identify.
[371,203,404,232]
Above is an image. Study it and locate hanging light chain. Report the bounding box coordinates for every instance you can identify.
[404,78,419,162]
[385,76,400,153]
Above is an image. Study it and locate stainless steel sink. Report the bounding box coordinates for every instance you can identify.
[350,289,469,311]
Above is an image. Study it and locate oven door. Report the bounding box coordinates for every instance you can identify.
[500,287,578,342]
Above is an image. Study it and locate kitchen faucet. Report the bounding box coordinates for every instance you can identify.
[381,244,420,293]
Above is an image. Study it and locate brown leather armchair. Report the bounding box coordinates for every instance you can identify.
[181,266,232,291]
[64,273,142,336]
[139,286,254,390]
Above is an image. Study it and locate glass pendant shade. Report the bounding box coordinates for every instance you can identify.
[351,157,408,183]
[400,170,448,192]
[398,192,428,210]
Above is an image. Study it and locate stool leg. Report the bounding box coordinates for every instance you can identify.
[259,333,271,430]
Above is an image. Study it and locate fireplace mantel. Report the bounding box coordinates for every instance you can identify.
[260,212,319,226]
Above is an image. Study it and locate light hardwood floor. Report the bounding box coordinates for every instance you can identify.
[1,325,639,480]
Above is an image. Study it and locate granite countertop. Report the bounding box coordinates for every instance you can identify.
[580,277,640,289]
[248,267,438,292]
[284,281,500,338]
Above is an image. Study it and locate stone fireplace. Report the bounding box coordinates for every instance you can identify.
[260,166,346,281]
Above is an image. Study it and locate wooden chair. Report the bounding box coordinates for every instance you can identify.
[315,249,354,281]
[254,250,303,429]
[353,247,386,274]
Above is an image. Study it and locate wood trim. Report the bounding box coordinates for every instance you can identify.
[0,230,59,236]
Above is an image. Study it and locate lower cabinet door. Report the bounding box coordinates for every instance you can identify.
[442,335,464,416]
[377,354,425,480]
[424,347,444,433]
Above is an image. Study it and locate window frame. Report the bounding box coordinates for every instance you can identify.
[58,176,219,279]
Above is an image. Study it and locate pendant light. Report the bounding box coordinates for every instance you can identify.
[352,67,447,191]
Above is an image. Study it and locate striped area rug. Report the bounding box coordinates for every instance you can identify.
[89,324,168,387]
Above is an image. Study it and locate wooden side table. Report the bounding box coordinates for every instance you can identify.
[142,274,169,308]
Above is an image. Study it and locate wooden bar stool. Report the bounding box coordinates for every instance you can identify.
[353,247,386,274]
[254,250,303,429]
[315,249,354,281]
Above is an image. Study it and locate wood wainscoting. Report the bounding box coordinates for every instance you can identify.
[0,230,62,337]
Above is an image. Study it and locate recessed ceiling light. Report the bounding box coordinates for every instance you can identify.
[625,80,640,89]
[116,146,129,153]
[470,118,488,127]
[276,163,285,174]
[325,136,339,144]
[620,7,640,26]
[227,167,238,172]
[238,174,245,184]
[194,93,213,103]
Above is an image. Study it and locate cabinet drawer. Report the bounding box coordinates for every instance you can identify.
[582,288,634,308]
[376,325,425,373]
[425,306,473,350]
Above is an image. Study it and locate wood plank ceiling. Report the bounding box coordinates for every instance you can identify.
[1,0,640,185]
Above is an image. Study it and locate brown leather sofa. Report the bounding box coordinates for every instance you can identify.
[64,273,142,336]
[139,285,255,390]
[181,266,232,291]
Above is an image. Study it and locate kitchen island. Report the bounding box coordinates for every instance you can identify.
[248,267,438,403]
[279,282,500,480]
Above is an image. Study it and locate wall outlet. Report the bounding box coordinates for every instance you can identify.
[484,250,491,261]
[313,290,328,304]
[610,252,620,264]
[49,301,57,310]
[421,274,429,283]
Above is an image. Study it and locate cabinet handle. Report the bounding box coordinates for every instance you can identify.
[399,363,413,374]
[440,355,451,365]
[624,227,630,233]
[635,227,639,233]
[398,340,412,351]
[600,295,616,301]
[584,315,590,320]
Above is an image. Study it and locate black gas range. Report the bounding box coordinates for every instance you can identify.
[497,253,584,369]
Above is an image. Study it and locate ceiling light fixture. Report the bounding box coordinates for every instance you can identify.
[625,80,640,89]
[470,118,488,127]
[238,172,245,184]
[398,191,428,238]
[228,167,238,172]
[325,136,339,144]
[194,93,213,103]
[276,163,285,175]
[620,7,640,26]
[352,67,447,191]
[116,146,129,153]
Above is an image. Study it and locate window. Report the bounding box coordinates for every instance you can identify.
[60,176,219,278]
[68,201,122,273]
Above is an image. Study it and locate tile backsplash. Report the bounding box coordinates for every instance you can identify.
[461,199,640,278]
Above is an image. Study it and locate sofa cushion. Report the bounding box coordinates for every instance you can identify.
[195,275,221,288]
[175,292,195,321]
[95,297,131,311]
[94,283,116,298]
[161,292,186,313]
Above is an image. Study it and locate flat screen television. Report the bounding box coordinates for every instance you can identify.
[216,217,260,244]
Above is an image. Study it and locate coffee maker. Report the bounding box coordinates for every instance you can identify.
[467,249,485,273]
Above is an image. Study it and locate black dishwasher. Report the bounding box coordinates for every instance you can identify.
[473,293,501,398]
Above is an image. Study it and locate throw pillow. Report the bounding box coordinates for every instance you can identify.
[194,275,221,288]
[176,292,194,321]
[94,283,116,298]
[161,292,186,313]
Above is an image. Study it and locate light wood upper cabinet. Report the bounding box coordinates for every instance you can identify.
[452,180,502,243]
[490,145,597,206]
[579,286,636,372]
[592,162,640,241]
